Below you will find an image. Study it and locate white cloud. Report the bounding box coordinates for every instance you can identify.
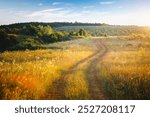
[27,8,64,17]
[0,7,110,24]
[0,9,30,25]
[24,8,109,23]
[100,1,115,5]
[1,5,150,26]
[52,2,62,5]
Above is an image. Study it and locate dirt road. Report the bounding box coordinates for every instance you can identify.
[46,39,107,100]
[87,41,107,99]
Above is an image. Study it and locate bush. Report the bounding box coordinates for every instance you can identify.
[40,32,66,43]
[69,29,89,37]
[10,38,46,50]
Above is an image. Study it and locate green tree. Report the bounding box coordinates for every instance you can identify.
[78,29,88,37]
[0,32,19,51]
[37,25,53,36]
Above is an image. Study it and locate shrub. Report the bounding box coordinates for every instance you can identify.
[9,38,46,50]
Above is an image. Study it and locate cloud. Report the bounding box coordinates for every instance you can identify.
[23,8,109,23]
[52,2,62,5]
[4,7,150,26]
[11,7,150,26]
[38,3,43,6]
[0,9,30,25]
[1,6,101,24]
[100,1,115,5]
[27,8,64,17]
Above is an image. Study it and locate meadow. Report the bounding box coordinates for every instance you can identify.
[0,37,150,100]
[0,39,96,99]
[97,37,150,99]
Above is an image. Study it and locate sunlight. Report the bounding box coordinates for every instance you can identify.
[137,9,150,26]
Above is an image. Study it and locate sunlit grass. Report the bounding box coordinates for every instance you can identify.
[98,47,150,99]
[0,40,94,100]
[1,37,149,100]
[64,63,90,100]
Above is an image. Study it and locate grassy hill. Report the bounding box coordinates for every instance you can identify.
[55,25,149,36]
[1,22,149,36]
[0,22,150,51]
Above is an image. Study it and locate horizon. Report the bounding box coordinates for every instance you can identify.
[0,0,150,26]
[1,21,149,27]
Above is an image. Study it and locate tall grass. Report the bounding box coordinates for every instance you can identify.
[0,41,93,99]
[98,47,150,99]
[64,63,90,100]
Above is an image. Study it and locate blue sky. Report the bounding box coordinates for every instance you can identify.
[0,0,150,25]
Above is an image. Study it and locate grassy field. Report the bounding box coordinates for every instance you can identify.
[0,39,96,99]
[97,37,150,99]
[0,37,150,100]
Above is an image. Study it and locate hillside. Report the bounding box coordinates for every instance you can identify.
[0,22,90,51]
[1,22,149,36]
[0,22,150,51]
[55,25,150,36]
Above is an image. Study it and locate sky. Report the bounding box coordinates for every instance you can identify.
[0,0,150,26]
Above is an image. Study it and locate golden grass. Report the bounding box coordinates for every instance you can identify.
[64,63,90,100]
[65,71,89,100]
[0,42,93,99]
[98,47,150,99]
[130,33,150,40]
[1,37,149,100]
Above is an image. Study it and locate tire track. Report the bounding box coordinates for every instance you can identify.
[45,39,107,100]
[87,41,107,100]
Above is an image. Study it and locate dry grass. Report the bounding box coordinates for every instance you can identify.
[65,71,89,100]
[1,37,149,100]
[0,39,94,100]
[64,63,90,100]
[98,38,150,99]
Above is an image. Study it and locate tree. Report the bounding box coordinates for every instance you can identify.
[0,32,19,51]
[78,29,85,36]
[22,25,53,36]
[37,25,53,36]
[78,29,88,37]
[0,30,7,39]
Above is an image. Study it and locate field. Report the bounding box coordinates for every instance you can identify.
[98,37,150,99]
[0,39,96,99]
[0,37,150,100]
[55,25,150,36]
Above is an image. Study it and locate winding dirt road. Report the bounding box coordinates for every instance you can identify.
[46,39,107,100]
